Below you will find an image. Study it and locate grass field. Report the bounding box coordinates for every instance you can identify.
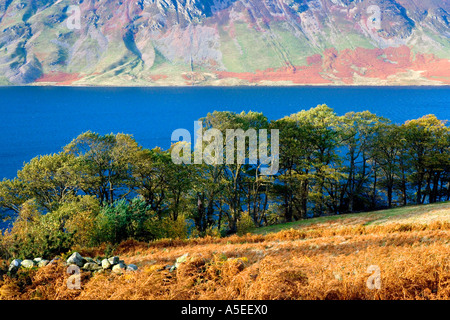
[252,202,450,234]
[1,202,449,300]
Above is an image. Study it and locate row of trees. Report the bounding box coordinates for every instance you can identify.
[1,105,449,244]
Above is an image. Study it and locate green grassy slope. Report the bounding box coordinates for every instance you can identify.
[251,201,450,235]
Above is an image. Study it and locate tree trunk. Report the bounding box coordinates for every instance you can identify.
[372,162,377,210]
[417,177,423,205]
[431,172,440,203]
[387,182,393,208]
[284,188,293,222]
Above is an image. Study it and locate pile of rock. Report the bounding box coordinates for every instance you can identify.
[8,258,51,273]
[66,252,138,274]
[8,252,138,275]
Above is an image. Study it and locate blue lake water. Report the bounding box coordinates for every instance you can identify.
[0,86,449,181]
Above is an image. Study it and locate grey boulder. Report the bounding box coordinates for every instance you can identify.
[112,262,127,274]
[67,252,85,267]
[101,259,112,269]
[126,264,138,271]
[8,259,22,272]
[21,259,35,269]
[37,259,50,267]
[82,262,102,271]
[108,256,120,265]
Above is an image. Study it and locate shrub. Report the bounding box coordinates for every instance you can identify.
[237,212,255,236]
[94,198,156,244]
[146,214,189,240]
[94,198,190,245]
[52,195,100,247]
[3,199,74,260]
[265,204,284,226]
[8,231,73,260]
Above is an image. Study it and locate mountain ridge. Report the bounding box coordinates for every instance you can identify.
[0,0,449,86]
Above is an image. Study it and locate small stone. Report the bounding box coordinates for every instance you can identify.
[49,257,60,265]
[176,253,189,263]
[8,259,22,272]
[84,257,95,263]
[174,253,189,269]
[82,262,102,271]
[112,262,127,274]
[33,258,43,263]
[126,264,138,271]
[37,260,50,267]
[101,258,112,269]
[108,256,120,265]
[21,259,35,269]
[93,269,105,275]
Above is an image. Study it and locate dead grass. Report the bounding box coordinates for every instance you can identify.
[1,209,450,300]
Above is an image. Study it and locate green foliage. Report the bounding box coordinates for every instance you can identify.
[0,107,448,253]
[9,230,73,261]
[94,198,188,244]
[94,198,153,244]
[52,195,101,247]
[237,212,255,236]
[17,153,79,211]
[64,131,142,205]
[3,199,73,259]
[0,178,28,215]
[145,214,189,240]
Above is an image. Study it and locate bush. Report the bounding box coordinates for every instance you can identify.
[3,199,73,259]
[94,199,190,244]
[237,212,255,236]
[146,214,189,240]
[8,230,73,260]
[94,198,156,244]
[52,195,100,247]
[190,225,222,238]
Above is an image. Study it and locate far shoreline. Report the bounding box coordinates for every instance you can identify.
[1,83,449,88]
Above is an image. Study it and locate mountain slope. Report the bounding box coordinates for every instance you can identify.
[0,0,449,86]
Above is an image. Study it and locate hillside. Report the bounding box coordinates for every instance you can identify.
[252,201,450,234]
[0,0,449,86]
[1,201,449,300]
